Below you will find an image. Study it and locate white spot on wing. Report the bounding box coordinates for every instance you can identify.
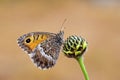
[37,44,54,61]
[28,52,35,58]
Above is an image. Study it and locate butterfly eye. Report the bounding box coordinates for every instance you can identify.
[25,38,31,43]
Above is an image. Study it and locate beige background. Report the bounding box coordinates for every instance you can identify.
[0,0,120,80]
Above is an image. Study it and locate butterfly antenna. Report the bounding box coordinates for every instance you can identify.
[60,18,67,32]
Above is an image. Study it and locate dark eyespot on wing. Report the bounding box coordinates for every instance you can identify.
[26,38,31,43]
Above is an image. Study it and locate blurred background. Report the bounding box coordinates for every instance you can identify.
[0,0,120,80]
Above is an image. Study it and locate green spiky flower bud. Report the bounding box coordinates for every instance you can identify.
[63,35,88,58]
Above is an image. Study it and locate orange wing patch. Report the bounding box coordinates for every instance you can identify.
[24,34,48,51]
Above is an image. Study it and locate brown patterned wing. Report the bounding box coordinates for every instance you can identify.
[28,31,64,69]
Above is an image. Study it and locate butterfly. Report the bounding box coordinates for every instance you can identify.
[17,29,64,70]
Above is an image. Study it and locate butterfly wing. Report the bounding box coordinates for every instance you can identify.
[17,31,64,69]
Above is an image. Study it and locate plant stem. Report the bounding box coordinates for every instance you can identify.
[76,57,89,80]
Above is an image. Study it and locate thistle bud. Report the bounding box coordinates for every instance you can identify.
[62,35,88,58]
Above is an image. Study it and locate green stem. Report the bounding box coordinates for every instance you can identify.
[76,57,89,80]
